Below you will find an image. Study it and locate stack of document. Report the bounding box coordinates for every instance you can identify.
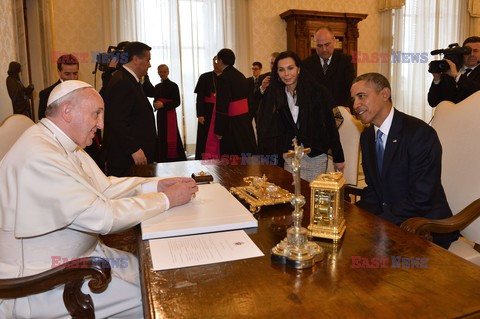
[141,183,263,270]
[141,183,258,239]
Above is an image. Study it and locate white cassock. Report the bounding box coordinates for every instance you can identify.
[0,119,167,319]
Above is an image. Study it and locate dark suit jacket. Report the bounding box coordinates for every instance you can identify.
[427,66,480,107]
[302,51,355,107]
[103,67,157,176]
[38,80,61,120]
[247,76,261,120]
[357,109,458,248]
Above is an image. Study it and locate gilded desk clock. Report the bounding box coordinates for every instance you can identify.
[308,172,346,242]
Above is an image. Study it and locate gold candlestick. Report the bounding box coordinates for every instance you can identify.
[271,138,323,269]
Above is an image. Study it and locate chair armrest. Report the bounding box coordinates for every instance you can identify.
[400,198,480,241]
[0,256,111,319]
[344,185,363,202]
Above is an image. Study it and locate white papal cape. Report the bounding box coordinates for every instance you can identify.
[0,119,166,318]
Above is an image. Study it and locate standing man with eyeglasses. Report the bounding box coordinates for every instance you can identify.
[247,61,262,121]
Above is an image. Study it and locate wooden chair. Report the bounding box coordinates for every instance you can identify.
[401,91,480,264]
[0,115,112,318]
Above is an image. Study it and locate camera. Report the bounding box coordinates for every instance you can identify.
[428,43,472,73]
[95,45,128,73]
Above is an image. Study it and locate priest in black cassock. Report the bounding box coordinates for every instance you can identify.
[153,64,186,162]
[194,56,222,160]
[209,49,257,158]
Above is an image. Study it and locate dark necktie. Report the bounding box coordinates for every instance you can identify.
[322,58,329,75]
[465,68,473,76]
[376,130,384,174]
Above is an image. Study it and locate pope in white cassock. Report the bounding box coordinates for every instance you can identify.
[0,80,198,319]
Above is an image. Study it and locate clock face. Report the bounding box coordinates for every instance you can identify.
[311,188,344,226]
[313,189,335,224]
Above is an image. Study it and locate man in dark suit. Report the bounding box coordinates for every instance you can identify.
[351,72,459,249]
[247,61,262,120]
[103,41,157,177]
[428,36,480,107]
[38,54,79,120]
[211,48,256,157]
[303,26,355,108]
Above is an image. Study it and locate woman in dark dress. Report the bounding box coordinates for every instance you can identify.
[256,51,344,182]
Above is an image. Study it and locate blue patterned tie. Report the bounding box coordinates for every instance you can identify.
[376,130,384,174]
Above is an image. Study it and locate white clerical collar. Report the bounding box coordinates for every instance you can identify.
[123,65,140,82]
[40,118,79,153]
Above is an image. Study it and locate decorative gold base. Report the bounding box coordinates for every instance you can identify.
[271,227,324,269]
[308,217,346,242]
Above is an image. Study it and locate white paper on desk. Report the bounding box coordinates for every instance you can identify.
[149,230,264,270]
[141,183,257,240]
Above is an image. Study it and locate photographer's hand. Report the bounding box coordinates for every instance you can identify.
[444,59,458,79]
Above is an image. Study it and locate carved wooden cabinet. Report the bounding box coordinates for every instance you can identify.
[280,10,367,62]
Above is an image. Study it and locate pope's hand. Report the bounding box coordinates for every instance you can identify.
[162,179,198,207]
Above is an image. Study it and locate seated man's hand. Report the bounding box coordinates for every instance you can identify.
[132,148,147,165]
[163,179,198,207]
[157,177,195,192]
[198,116,205,125]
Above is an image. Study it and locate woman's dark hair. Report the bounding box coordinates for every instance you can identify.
[257,50,336,156]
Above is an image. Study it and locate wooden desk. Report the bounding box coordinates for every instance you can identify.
[132,161,480,319]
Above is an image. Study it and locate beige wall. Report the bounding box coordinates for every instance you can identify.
[50,0,106,89]
[0,0,18,122]
[248,0,381,77]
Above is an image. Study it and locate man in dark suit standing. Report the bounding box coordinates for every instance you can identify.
[428,36,480,107]
[303,26,355,109]
[209,48,256,158]
[351,72,459,249]
[38,54,79,120]
[247,61,262,120]
[103,41,157,177]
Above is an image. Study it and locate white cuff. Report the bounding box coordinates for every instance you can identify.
[141,181,170,210]
[141,181,158,193]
